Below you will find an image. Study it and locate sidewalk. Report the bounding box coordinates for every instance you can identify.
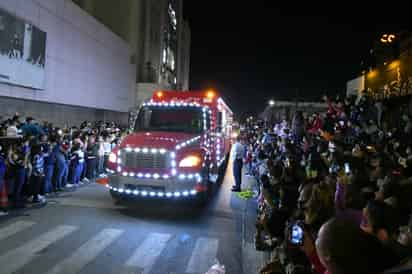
[239,171,271,274]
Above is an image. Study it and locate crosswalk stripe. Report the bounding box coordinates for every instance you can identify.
[46,228,124,274]
[185,237,219,274]
[125,232,171,274]
[0,225,78,274]
[0,220,36,241]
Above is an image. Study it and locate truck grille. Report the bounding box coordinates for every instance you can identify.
[120,150,168,169]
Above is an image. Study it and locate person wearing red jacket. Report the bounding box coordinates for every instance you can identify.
[308,113,323,135]
[245,144,253,176]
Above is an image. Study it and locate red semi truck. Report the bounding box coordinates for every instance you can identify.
[106,90,233,203]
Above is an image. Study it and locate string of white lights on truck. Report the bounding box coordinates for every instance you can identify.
[175,136,201,150]
[113,147,198,180]
[143,101,201,107]
[114,144,204,182]
[109,185,198,198]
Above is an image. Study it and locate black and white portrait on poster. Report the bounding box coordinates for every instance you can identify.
[0,8,47,90]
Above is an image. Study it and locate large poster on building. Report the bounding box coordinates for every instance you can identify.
[0,8,46,90]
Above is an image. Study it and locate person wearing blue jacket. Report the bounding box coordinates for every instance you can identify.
[0,145,8,216]
[52,142,68,192]
[20,117,44,138]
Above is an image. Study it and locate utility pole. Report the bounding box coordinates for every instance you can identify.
[295,88,299,110]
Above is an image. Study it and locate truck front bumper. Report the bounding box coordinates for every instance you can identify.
[107,174,203,198]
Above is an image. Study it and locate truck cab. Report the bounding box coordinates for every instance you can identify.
[106,90,233,203]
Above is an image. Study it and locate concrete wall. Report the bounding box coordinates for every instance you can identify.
[0,96,128,127]
[347,75,365,97]
[261,101,328,124]
[135,83,159,106]
[0,0,136,124]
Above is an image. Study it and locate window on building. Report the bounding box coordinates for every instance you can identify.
[162,49,167,65]
[161,0,178,87]
[168,3,177,30]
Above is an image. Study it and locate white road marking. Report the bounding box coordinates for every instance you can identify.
[125,232,171,274]
[46,228,124,274]
[0,220,36,241]
[0,225,78,274]
[186,237,219,274]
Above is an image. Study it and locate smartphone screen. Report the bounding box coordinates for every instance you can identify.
[344,163,350,174]
[291,224,304,245]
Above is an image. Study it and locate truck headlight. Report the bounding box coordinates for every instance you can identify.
[108,152,117,163]
[179,155,201,167]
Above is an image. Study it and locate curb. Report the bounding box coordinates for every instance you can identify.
[240,172,272,274]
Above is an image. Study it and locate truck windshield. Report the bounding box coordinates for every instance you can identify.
[134,106,204,133]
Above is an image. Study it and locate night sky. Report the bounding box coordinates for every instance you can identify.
[184,2,411,120]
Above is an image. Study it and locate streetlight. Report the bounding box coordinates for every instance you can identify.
[268,100,275,107]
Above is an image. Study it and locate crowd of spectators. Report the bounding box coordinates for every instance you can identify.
[241,94,412,274]
[0,113,127,215]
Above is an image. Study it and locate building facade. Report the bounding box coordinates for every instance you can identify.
[73,0,191,104]
[365,32,412,100]
[0,0,136,126]
[0,0,190,126]
[346,75,365,97]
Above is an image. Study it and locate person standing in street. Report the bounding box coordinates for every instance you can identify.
[232,136,244,192]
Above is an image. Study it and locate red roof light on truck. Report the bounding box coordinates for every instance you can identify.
[156,91,164,98]
[206,90,216,99]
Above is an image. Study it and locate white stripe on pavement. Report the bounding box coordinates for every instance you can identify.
[125,232,171,274]
[186,237,219,274]
[46,228,124,274]
[0,220,36,241]
[0,225,78,274]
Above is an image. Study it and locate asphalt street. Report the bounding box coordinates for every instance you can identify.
[0,160,267,274]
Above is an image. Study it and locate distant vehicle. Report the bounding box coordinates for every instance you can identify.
[106,90,233,204]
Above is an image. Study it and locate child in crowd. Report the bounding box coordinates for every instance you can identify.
[67,142,85,187]
[29,144,46,203]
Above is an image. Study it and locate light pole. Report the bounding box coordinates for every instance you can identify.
[268,100,275,107]
[267,100,275,127]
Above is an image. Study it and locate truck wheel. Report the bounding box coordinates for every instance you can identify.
[217,154,229,183]
[195,169,213,207]
[196,190,209,207]
[110,190,123,205]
